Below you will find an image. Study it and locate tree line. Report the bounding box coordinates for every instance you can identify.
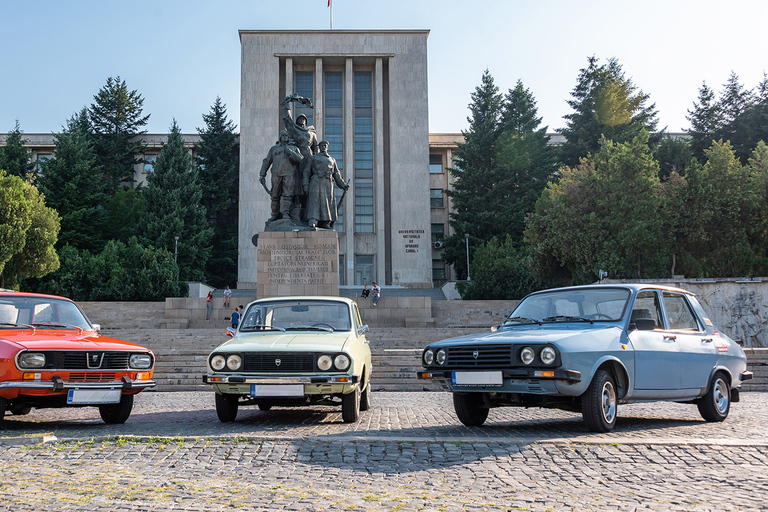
[0,77,239,300]
[445,57,768,299]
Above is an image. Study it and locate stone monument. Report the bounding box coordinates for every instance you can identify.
[255,95,349,298]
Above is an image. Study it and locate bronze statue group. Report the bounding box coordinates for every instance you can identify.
[259,94,349,229]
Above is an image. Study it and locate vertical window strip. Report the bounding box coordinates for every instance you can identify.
[354,71,374,231]
[325,71,344,232]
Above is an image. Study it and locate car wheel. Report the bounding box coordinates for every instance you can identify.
[581,369,617,432]
[9,405,31,416]
[257,404,272,411]
[360,374,371,412]
[452,393,489,426]
[341,386,360,423]
[99,394,134,424]
[215,393,239,422]
[697,371,730,422]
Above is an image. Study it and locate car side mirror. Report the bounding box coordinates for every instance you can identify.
[632,318,656,331]
[226,327,236,337]
[91,323,101,332]
[358,324,370,336]
[491,324,500,332]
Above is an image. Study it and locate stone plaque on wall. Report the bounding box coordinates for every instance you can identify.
[256,230,339,299]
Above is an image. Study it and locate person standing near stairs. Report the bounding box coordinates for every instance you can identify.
[206,291,213,321]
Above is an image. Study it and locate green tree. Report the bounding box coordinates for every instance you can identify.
[37,109,107,252]
[457,237,548,300]
[442,70,503,279]
[686,82,722,161]
[102,188,145,243]
[195,97,239,288]
[654,133,693,179]
[89,76,150,193]
[0,121,35,180]
[0,171,60,288]
[138,120,213,281]
[558,57,659,167]
[526,133,668,284]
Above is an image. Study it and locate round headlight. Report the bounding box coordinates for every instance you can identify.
[520,347,535,365]
[318,354,333,371]
[19,352,45,369]
[226,354,242,371]
[424,349,434,365]
[130,353,153,369]
[211,354,226,371]
[540,347,556,365]
[334,354,351,371]
[436,349,446,365]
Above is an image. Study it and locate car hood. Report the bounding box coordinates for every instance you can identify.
[216,332,353,352]
[427,324,622,347]
[0,329,151,351]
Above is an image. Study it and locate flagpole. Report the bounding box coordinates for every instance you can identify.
[330,0,333,30]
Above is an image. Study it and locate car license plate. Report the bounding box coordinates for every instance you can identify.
[452,371,503,386]
[250,384,304,397]
[67,388,122,404]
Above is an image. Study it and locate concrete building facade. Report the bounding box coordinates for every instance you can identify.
[237,30,432,289]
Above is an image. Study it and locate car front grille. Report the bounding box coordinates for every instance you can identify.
[67,372,118,382]
[42,351,132,370]
[243,353,315,372]
[446,345,513,368]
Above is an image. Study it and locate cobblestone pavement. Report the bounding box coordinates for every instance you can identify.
[1,391,767,511]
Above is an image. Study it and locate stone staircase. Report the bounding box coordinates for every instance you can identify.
[103,327,487,392]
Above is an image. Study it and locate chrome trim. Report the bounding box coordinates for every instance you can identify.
[742,371,754,381]
[0,380,156,390]
[203,374,359,385]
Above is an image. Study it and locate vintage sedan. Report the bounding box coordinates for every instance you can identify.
[418,284,753,432]
[203,297,372,423]
[0,291,156,425]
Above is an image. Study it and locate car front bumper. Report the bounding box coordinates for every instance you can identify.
[203,374,360,385]
[0,376,156,391]
[416,368,581,393]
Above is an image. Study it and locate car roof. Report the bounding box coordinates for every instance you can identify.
[526,283,695,297]
[0,290,75,302]
[249,296,357,305]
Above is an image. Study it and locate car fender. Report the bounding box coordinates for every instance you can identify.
[586,355,631,399]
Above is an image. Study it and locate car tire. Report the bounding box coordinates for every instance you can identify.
[99,394,134,424]
[360,375,371,412]
[341,386,360,423]
[697,371,730,422]
[581,369,617,432]
[452,393,489,426]
[215,393,239,422]
[258,404,272,411]
[9,405,31,416]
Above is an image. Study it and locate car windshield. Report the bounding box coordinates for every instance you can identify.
[506,288,630,324]
[239,300,352,332]
[0,296,93,330]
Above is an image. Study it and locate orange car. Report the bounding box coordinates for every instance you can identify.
[0,291,155,425]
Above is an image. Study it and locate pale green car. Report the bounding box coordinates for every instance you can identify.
[203,297,372,423]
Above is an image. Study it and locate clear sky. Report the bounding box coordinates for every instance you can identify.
[2,0,767,135]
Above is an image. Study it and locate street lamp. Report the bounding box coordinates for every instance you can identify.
[174,236,179,263]
[464,233,471,282]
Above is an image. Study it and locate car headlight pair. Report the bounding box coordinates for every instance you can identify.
[210,354,242,371]
[317,354,350,371]
[519,346,557,365]
[423,348,446,365]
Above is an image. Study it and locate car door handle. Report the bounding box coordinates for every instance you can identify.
[664,335,677,341]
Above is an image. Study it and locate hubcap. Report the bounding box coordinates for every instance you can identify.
[714,378,729,413]
[601,381,617,423]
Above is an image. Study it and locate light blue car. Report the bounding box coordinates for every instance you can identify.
[418,284,753,432]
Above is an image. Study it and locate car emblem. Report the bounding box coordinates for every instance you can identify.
[473,350,479,359]
[87,352,103,369]
[275,358,281,367]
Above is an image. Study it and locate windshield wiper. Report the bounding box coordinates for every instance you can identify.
[285,326,334,332]
[503,316,542,325]
[541,315,594,324]
[0,322,33,329]
[240,324,286,332]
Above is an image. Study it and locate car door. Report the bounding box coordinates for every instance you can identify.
[661,291,716,391]
[628,290,683,390]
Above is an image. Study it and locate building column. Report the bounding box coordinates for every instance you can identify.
[285,58,293,97]
[374,57,386,285]
[314,58,324,140]
[344,57,355,285]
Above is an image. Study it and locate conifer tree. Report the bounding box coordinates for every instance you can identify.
[138,120,213,282]
[686,82,722,161]
[0,121,35,180]
[195,97,239,288]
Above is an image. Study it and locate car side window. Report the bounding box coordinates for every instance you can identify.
[662,292,701,331]
[630,291,663,328]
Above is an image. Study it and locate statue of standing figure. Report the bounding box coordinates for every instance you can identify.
[260,95,347,231]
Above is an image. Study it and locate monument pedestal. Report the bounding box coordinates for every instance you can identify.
[256,230,340,299]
